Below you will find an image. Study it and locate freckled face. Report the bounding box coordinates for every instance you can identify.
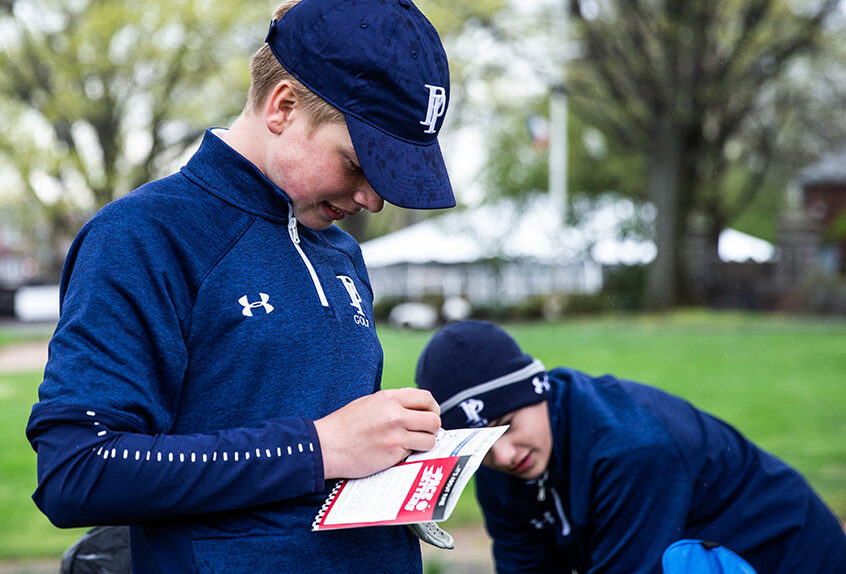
[264,115,384,231]
[483,401,553,480]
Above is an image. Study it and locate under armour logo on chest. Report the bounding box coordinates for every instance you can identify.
[420,84,446,134]
[239,293,274,317]
[530,511,556,530]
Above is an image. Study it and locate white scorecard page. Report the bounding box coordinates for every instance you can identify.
[322,462,423,525]
[406,426,507,463]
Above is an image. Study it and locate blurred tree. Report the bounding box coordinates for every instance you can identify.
[565,0,843,307]
[0,0,265,278]
[0,0,506,264]
[483,100,647,205]
[458,0,845,308]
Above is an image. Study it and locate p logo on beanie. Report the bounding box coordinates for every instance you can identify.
[458,398,487,427]
[416,321,548,430]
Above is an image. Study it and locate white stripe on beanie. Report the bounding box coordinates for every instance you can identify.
[440,359,546,414]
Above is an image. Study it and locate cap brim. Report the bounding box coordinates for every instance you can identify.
[345,114,455,210]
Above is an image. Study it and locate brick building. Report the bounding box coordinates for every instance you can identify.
[800,145,846,274]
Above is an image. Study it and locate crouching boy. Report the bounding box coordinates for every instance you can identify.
[415,320,846,573]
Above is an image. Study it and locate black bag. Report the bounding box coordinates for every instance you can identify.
[60,526,131,574]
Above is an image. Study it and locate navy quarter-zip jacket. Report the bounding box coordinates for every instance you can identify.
[476,368,846,573]
[26,129,421,573]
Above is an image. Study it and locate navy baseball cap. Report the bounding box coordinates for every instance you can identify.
[416,321,550,429]
[265,0,455,210]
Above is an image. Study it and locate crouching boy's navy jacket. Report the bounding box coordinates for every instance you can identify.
[476,368,846,573]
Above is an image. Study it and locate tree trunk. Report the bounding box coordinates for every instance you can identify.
[645,112,684,309]
[45,210,75,283]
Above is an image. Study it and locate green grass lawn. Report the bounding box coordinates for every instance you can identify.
[0,322,54,347]
[0,370,88,559]
[1,311,844,559]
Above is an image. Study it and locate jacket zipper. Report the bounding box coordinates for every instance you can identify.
[536,471,571,537]
[536,471,548,501]
[287,204,329,308]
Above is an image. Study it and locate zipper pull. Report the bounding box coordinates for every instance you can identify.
[287,211,300,244]
[537,470,548,502]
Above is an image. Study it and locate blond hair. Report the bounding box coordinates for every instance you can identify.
[247,0,344,128]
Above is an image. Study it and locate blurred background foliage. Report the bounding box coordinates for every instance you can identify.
[2,0,846,305]
[437,0,846,306]
[0,0,265,275]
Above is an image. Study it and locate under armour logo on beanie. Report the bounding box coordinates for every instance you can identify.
[533,374,551,394]
[415,321,549,430]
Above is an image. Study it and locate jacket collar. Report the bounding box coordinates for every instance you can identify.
[181,128,291,223]
[546,371,570,485]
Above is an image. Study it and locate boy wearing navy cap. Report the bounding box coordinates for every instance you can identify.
[416,321,846,573]
[27,1,453,571]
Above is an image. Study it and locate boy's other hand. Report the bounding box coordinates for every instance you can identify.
[314,388,441,479]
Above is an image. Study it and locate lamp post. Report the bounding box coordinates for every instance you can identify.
[549,83,568,229]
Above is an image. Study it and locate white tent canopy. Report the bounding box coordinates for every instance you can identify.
[361,194,774,269]
[361,194,584,267]
[716,228,775,263]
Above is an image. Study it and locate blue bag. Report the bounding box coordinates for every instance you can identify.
[662,539,757,574]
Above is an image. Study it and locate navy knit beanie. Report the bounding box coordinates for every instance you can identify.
[415,320,549,429]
